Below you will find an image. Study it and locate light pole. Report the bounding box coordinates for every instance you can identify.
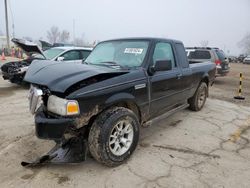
[4,0,10,49]
[73,19,75,42]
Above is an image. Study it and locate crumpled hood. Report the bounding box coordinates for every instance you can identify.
[24,60,128,93]
[12,38,45,57]
[39,40,53,51]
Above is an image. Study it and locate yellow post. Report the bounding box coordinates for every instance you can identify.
[234,72,245,100]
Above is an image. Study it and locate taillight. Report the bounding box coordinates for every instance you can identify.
[215,60,221,65]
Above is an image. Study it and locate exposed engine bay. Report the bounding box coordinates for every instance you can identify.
[1,58,34,84]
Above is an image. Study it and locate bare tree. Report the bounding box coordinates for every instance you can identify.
[200,40,209,47]
[238,32,250,54]
[92,40,97,46]
[47,26,60,44]
[91,40,100,47]
[73,37,84,46]
[59,30,70,43]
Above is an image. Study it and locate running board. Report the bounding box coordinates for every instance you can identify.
[143,103,189,127]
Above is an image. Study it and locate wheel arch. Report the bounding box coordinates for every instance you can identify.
[104,93,141,122]
[201,73,209,86]
[87,93,142,129]
[200,75,209,96]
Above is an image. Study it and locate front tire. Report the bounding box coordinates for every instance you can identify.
[188,82,208,111]
[88,107,140,167]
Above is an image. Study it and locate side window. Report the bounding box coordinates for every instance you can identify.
[81,50,91,60]
[61,50,81,61]
[153,42,176,69]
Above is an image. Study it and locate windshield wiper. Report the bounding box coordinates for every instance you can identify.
[95,61,125,69]
[83,61,129,70]
[103,62,132,70]
[100,61,123,68]
[83,61,97,65]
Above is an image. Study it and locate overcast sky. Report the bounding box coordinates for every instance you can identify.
[0,0,250,55]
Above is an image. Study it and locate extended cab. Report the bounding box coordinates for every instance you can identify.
[24,38,216,166]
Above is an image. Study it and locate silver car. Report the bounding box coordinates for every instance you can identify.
[35,46,93,63]
[243,55,250,64]
[1,38,93,84]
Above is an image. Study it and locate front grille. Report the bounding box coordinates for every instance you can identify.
[28,85,43,114]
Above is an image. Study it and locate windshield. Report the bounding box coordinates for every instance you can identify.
[84,40,149,68]
[33,48,64,59]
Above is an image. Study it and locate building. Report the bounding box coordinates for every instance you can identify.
[0,36,14,49]
[0,36,7,49]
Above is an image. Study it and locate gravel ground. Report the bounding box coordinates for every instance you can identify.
[0,60,250,188]
[210,63,250,106]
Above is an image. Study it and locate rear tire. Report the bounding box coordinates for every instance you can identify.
[88,107,140,167]
[188,82,208,111]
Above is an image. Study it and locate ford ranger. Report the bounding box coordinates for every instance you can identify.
[22,38,216,167]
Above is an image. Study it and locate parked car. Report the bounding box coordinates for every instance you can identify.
[238,54,247,63]
[228,56,237,63]
[1,38,92,84]
[39,40,74,51]
[213,48,230,76]
[243,55,250,64]
[22,37,216,167]
[186,47,230,76]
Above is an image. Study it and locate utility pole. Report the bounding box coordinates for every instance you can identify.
[4,0,10,49]
[73,19,75,43]
[12,23,15,38]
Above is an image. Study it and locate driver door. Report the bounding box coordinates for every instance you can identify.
[149,42,182,118]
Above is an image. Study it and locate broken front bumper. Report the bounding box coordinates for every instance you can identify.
[21,137,88,167]
[22,109,88,167]
[35,108,75,140]
[2,71,10,80]
[1,63,28,81]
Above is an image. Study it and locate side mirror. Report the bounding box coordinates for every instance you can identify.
[57,56,65,61]
[153,60,172,72]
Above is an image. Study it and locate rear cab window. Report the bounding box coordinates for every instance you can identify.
[187,50,211,60]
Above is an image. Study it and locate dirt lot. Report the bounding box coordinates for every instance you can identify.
[210,63,250,106]
[0,60,250,188]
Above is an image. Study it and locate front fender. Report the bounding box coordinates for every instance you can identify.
[105,92,136,107]
[104,92,142,122]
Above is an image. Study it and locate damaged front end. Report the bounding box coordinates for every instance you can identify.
[1,60,31,84]
[2,38,46,84]
[21,85,92,167]
[21,137,88,167]
[22,61,129,167]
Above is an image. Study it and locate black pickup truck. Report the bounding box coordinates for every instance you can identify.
[23,38,216,167]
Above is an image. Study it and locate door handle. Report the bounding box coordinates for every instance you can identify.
[176,74,182,79]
